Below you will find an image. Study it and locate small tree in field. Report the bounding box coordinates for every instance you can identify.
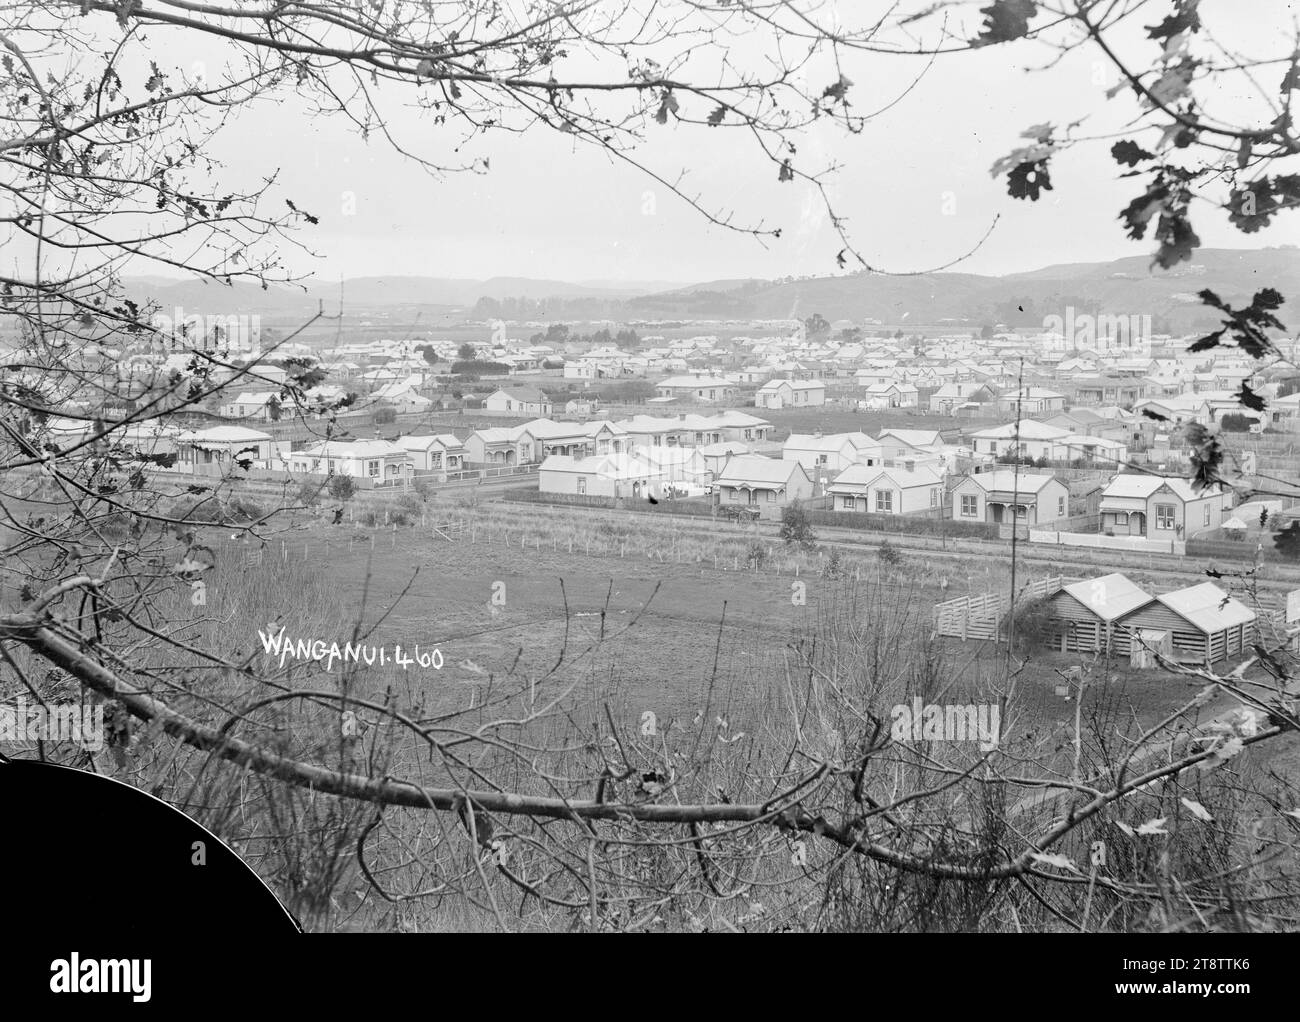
[780,500,817,550]
[327,475,359,502]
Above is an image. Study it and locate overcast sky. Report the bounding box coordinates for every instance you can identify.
[53,2,1300,285]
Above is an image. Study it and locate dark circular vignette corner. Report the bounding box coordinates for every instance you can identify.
[0,753,302,935]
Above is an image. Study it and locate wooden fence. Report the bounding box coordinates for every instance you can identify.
[934,575,1078,641]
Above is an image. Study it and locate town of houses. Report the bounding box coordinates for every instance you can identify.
[25,316,1300,555]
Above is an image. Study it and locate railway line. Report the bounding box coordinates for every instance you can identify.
[485,495,1300,605]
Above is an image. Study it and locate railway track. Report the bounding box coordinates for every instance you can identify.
[484,496,1300,603]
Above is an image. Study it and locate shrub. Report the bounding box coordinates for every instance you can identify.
[747,540,769,569]
[373,407,397,424]
[877,540,903,567]
[227,497,264,523]
[779,500,817,550]
[395,491,424,513]
[295,480,324,506]
[822,548,844,579]
[327,475,359,501]
[1002,593,1056,651]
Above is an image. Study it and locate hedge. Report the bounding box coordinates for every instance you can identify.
[804,508,1000,539]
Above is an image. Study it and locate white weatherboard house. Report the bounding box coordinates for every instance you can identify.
[483,386,553,416]
[783,432,880,473]
[967,421,1071,460]
[654,375,737,403]
[755,378,826,409]
[539,452,666,500]
[876,428,944,463]
[288,439,411,482]
[219,391,281,422]
[176,426,274,472]
[827,464,944,515]
[713,456,814,514]
[1098,475,1229,539]
[394,434,465,473]
[950,471,1070,526]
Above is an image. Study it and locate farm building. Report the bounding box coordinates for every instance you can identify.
[1114,582,1255,664]
[1042,574,1154,653]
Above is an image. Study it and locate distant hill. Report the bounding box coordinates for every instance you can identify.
[117,247,1300,332]
[628,248,1300,333]
[119,274,686,319]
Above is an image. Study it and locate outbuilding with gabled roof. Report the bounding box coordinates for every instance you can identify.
[1114,582,1255,664]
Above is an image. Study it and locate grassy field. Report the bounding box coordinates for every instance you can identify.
[191,508,1298,762]
[7,493,1299,931]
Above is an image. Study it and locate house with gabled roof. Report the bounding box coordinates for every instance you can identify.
[755,378,826,409]
[394,434,465,473]
[654,375,737,403]
[1098,474,1230,539]
[782,432,881,473]
[713,456,814,516]
[827,464,944,515]
[950,471,1069,526]
[288,439,411,482]
[176,425,274,472]
[483,386,552,417]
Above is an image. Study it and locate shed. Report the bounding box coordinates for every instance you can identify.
[1115,582,1255,664]
[1044,573,1153,653]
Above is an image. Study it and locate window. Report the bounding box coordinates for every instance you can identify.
[842,496,855,510]
[1015,505,1027,519]
[577,477,587,495]
[930,488,939,507]
[1204,503,1211,526]
[960,494,977,517]
[876,489,893,513]
[766,490,775,503]
[1058,496,1066,517]
[819,454,828,465]
[1155,503,1175,530]
[367,460,380,477]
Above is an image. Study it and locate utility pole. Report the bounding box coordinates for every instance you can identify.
[1007,356,1025,661]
